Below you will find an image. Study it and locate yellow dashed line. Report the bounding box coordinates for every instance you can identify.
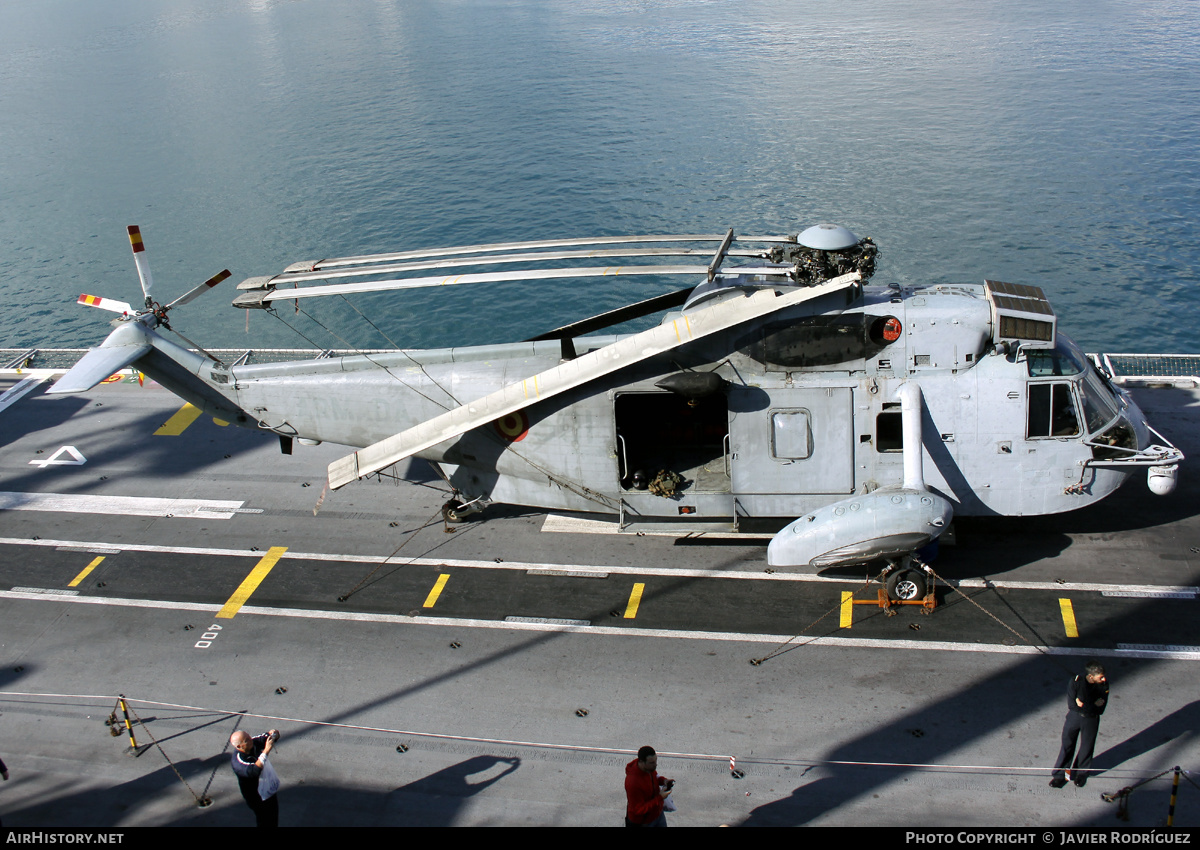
[217,547,288,619]
[624,582,645,619]
[1059,597,1079,638]
[68,556,104,588]
[424,574,451,608]
[840,591,854,628]
[155,403,204,436]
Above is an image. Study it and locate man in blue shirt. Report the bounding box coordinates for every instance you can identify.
[230,729,281,826]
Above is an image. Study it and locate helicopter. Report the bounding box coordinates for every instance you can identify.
[50,223,1184,602]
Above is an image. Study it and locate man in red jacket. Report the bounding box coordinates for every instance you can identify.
[625,745,673,827]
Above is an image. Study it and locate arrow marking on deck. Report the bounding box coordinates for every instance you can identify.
[28,446,86,468]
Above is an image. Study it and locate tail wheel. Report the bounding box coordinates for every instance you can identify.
[886,569,927,601]
[441,499,471,524]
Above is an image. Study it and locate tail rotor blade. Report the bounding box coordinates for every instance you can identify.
[163,269,231,311]
[127,225,155,307]
[77,293,136,316]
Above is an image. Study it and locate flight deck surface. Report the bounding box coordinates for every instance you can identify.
[1,372,1198,827]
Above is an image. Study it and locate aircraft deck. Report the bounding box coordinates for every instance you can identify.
[0,365,1198,827]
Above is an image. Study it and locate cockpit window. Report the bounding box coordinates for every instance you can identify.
[1026,339,1087,377]
[1027,383,1080,438]
[1078,368,1121,434]
[1091,419,1137,459]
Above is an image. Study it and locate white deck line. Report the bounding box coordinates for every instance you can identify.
[0,375,46,413]
[0,492,245,520]
[1,589,1197,661]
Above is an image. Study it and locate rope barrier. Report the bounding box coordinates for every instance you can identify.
[0,690,1191,783]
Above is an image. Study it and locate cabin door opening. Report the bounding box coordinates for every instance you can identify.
[614,392,731,493]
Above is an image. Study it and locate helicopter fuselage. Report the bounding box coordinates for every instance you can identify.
[131,279,1166,526]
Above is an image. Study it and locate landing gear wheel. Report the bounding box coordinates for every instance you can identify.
[886,569,927,601]
[441,499,471,524]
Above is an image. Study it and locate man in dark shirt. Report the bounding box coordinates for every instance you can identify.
[1050,661,1108,788]
[230,729,281,826]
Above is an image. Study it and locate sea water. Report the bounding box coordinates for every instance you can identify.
[0,0,1196,354]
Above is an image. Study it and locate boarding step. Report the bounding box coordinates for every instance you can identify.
[618,517,739,534]
[617,493,744,534]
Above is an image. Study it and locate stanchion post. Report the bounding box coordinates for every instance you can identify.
[118,694,139,750]
[1167,765,1180,827]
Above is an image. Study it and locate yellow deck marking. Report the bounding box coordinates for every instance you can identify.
[624,582,645,619]
[68,556,104,588]
[154,403,204,436]
[423,574,451,608]
[217,547,288,619]
[840,591,854,628]
[1059,597,1079,638]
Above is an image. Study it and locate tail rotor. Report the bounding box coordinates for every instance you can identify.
[76,225,230,328]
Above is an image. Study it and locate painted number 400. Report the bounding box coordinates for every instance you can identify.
[195,624,223,648]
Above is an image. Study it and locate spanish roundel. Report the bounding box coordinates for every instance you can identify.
[493,410,530,442]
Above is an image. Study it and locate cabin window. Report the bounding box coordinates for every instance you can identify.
[771,410,812,459]
[876,407,903,452]
[1027,383,1079,438]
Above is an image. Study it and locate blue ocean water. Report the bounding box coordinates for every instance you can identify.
[0,0,1197,354]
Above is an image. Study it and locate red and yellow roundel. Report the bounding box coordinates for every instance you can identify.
[100,373,124,384]
[493,410,530,442]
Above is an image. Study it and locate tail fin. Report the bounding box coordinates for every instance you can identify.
[47,339,151,394]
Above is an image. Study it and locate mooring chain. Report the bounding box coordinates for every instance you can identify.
[1102,765,1177,802]
[122,700,210,807]
[337,506,447,602]
[750,575,876,665]
[754,565,1083,673]
[924,565,1077,675]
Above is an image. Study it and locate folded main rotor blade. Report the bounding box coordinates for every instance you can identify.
[326,272,859,490]
[267,246,763,286]
[250,264,791,306]
[286,234,734,273]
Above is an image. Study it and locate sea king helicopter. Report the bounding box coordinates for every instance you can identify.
[51,223,1183,601]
